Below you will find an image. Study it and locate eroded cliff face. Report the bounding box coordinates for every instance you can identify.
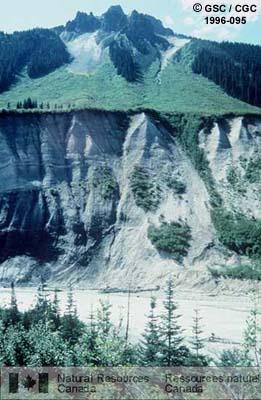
[0,111,260,288]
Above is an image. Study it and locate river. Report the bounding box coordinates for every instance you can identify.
[0,287,255,358]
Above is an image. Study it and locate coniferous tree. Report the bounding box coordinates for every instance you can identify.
[23,98,38,109]
[9,282,20,325]
[10,282,18,310]
[125,288,131,343]
[140,296,161,366]
[0,321,5,366]
[53,289,60,314]
[159,276,189,366]
[48,288,61,330]
[219,293,260,368]
[77,306,99,365]
[189,309,208,366]
[96,300,113,338]
[60,285,83,345]
[35,282,50,320]
[65,285,75,315]
[191,309,204,358]
[94,300,136,366]
[89,306,98,348]
[243,296,260,367]
[21,281,52,329]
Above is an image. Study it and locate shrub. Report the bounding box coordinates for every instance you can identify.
[211,209,261,258]
[94,166,117,200]
[219,349,246,367]
[209,262,261,281]
[148,221,192,262]
[130,166,161,211]
[227,167,238,186]
[245,157,261,183]
[166,177,186,194]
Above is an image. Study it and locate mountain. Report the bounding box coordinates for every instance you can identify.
[0,7,260,288]
[0,6,261,112]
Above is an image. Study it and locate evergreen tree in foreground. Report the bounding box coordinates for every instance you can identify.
[77,306,99,365]
[140,296,161,366]
[191,309,204,357]
[36,282,51,322]
[243,295,260,367]
[189,309,208,366]
[220,293,261,368]
[0,282,21,327]
[60,285,83,346]
[95,300,137,366]
[48,288,61,330]
[9,282,20,325]
[159,276,189,366]
[96,300,113,339]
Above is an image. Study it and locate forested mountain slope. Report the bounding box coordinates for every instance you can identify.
[0,29,70,92]
[175,40,261,107]
[0,6,260,113]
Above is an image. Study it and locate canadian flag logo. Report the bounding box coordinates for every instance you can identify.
[8,372,49,394]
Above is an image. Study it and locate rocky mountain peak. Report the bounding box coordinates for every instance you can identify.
[124,10,170,55]
[101,5,128,32]
[65,11,101,34]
